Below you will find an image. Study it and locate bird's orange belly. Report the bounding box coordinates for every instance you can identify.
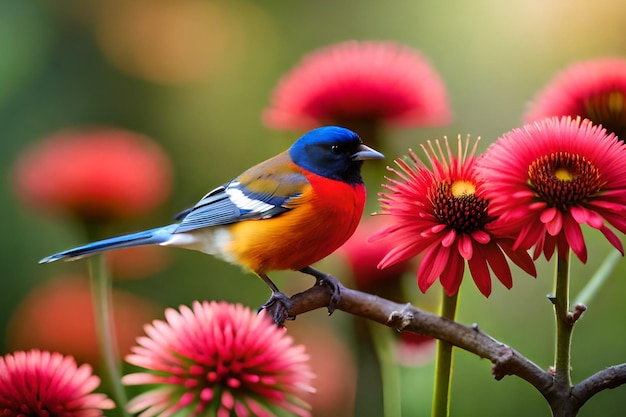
[226,184,365,274]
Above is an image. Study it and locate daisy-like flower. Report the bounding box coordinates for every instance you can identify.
[372,135,536,297]
[122,301,315,417]
[12,127,172,222]
[525,58,626,139]
[477,116,626,263]
[263,40,451,134]
[0,349,115,416]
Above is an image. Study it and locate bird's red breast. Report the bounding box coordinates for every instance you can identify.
[225,163,366,274]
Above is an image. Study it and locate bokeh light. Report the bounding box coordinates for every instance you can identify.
[95,0,248,84]
[6,275,159,368]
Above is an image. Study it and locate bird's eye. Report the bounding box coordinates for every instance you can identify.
[330,145,341,154]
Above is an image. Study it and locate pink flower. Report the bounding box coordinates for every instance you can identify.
[122,301,315,417]
[12,127,172,222]
[372,135,536,297]
[525,58,626,139]
[477,116,626,262]
[0,349,115,416]
[263,41,451,131]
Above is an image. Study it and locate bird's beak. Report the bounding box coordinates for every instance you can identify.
[352,144,385,161]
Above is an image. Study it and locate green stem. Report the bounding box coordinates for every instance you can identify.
[88,255,130,416]
[368,322,402,417]
[553,251,572,387]
[574,249,621,307]
[432,292,459,417]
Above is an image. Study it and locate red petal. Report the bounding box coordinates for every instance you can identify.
[499,241,537,278]
[439,251,465,296]
[467,249,492,297]
[562,214,587,263]
[458,234,473,260]
[481,243,513,289]
[441,229,457,248]
[417,245,450,293]
[599,225,624,255]
[545,210,563,236]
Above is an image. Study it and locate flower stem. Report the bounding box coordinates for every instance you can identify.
[553,251,572,387]
[88,255,130,416]
[368,321,402,417]
[574,249,621,307]
[431,292,459,417]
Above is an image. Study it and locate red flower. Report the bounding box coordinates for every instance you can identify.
[525,58,626,139]
[122,301,315,417]
[0,349,115,416]
[477,116,626,262]
[263,40,451,131]
[372,135,536,297]
[13,127,172,222]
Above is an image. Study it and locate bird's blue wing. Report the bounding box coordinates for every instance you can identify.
[174,157,309,233]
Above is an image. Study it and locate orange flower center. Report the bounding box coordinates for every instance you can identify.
[528,152,603,210]
[430,180,488,233]
[584,90,626,140]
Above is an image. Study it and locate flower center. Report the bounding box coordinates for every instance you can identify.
[583,90,626,139]
[431,180,489,233]
[450,180,476,197]
[528,152,603,210]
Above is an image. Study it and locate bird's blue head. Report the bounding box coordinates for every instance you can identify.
[289,126,384,184]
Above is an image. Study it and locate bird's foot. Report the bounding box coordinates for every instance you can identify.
[299,266,343,315]
[258,291,295,326]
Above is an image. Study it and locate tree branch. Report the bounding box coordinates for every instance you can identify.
[286,283,626,413]
[572,364,626,409]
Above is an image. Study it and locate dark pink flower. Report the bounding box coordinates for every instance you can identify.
[372,135,536,297]
[263,41,451,132]
[477,116,626,262]
[525,58,626,139]
[122,301,315,417]
[0,349,115,416]
[13,127,172,222]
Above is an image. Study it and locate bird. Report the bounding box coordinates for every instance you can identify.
[39,126,384,324]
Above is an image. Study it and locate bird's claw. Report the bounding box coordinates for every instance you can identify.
[258,291,295,326]
[315,273,342,315]
[299,266,343,316]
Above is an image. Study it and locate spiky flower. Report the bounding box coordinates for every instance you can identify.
[525,58,626,140]
[478,116,626,262]
[12,127,172,222]
[0,349,115,416]
[122,301,315,417]
[263,40,451,134]
[373,135,536,297]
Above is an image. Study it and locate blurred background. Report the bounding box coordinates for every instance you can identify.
[2,0,626,416]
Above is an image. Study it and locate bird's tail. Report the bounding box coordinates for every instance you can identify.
[39,224,179,263]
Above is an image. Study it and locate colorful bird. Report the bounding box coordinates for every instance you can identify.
[39,126,384,324]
